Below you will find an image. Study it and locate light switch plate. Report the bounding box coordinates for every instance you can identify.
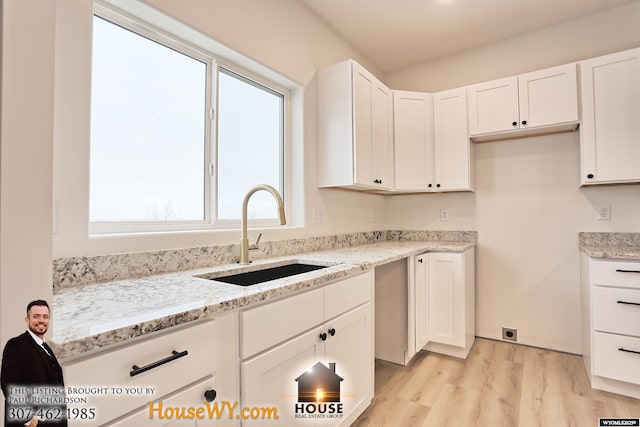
[440,209,449,221]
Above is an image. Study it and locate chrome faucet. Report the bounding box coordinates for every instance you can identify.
[240,184,286,265]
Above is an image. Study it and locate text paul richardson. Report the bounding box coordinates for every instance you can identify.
[148,401,278,421]
[7,386,87,404]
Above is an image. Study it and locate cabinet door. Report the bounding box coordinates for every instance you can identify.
[433,88,472,191]
[414,255,429,352]
[467,76,519,135]
[428,253,464,347]
[323,303,373,427]
[241,326,324,426]
[371,82,394,190]
[518,63,578,129]
[352,62,393,190]
[580,47,640,184]
[393,91,434,191]
[353,63,375,188]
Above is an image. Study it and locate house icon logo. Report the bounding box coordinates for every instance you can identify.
[294,362,344,419]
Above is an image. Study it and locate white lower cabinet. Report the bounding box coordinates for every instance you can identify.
[63,313,238,426]
[413,249,475,359]
[581,254,640,398]
[239,272,374,426]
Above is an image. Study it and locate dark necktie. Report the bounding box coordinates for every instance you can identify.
[42,341,54,358]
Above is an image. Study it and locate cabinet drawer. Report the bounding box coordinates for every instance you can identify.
[591,259,640,288]
[241,287,323,359]
[64,320,217,425]
[593,286,640,336]
[106,376,217,426]
[594,332,640,385]
[324,271,372,320]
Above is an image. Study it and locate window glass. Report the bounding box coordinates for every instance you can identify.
[217,69,284,221]
[90,16,207,222]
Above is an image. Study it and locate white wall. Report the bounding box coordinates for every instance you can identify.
[1,4,57,425]
[386,1,640,92]
[52,0,387,257]
[385,1,640,353]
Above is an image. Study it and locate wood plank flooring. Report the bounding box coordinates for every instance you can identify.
[352,338,640,427]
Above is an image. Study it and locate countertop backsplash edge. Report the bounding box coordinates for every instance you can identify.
[53,230,478,291]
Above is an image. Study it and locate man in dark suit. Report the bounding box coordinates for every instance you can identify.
[1,300,67,427]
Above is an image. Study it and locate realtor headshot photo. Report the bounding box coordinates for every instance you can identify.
[1,300,67,427]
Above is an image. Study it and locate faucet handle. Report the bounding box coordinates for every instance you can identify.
[249,233,262,251]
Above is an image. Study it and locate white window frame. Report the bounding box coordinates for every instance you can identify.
[89,4,289,235]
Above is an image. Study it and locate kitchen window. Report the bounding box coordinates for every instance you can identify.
[89,12,285,233]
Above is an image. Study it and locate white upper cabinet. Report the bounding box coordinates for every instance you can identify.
[317,59,394,190]
[433,87,474,192]
[393,91,434,191]
[580,47,640,185]
[467,63,578,141]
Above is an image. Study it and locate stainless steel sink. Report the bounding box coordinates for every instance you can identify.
[196,262,329,286]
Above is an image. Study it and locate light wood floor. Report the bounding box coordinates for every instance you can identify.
[352,338,640,427]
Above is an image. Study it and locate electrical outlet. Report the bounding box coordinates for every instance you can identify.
[440,209,449,221]
[502,327,517,342]
[597,205,611,221]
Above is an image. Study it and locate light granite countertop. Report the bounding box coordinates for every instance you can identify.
[579,245,640,260]
[52,240,474,360]
[579,232,640,261]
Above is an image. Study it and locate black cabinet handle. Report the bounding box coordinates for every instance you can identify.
[587,173,594,179]
[328,328,336,336]
[617,300,640,306]
[436,184,441,188]
[619,347,640,356]
[204,389,217,402]
[521,120,527,125]
[512,121,517,126]
[428,184,432,188]
[130,350,188,377]
[616,269,640,274]
[319,332,327,341]
[418,258,423,263]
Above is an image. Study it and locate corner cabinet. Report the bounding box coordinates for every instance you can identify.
[579,47,640,185]
[393,90,474,193]
[433,88,475,192]
[467,63,578,142]
[413,248,475,359]
[317,60,394,191]
[581,254,640,399]
[63,313,239,426]
[239,271,374,426]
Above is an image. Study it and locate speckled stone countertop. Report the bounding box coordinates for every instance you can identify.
[51,240,474,360]
[579,232,640,260]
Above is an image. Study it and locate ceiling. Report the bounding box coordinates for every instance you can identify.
[298,0,638,73]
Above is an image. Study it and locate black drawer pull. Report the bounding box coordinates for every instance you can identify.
[617,300,640,306]
[616,269,640,274]
[618,347,640,356]
[130,350,188,377]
